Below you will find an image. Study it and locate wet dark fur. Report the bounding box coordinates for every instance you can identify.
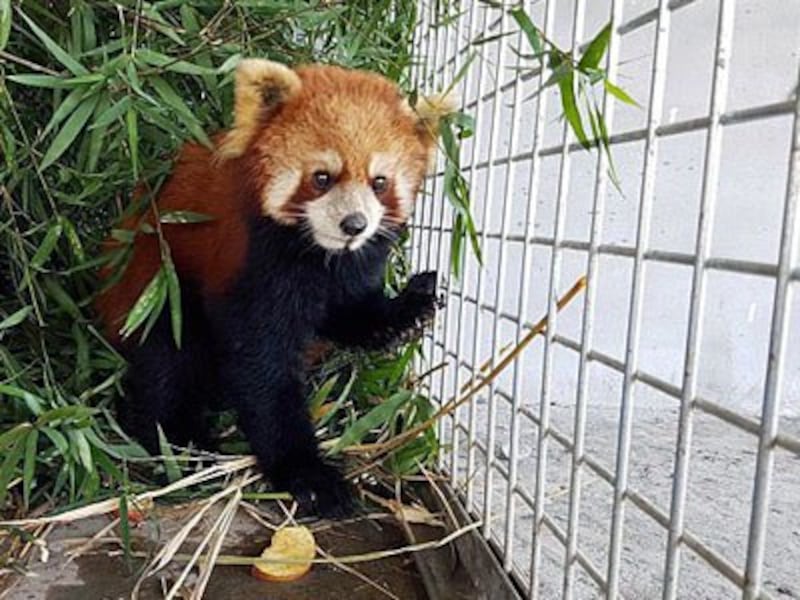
[117,217,437,517]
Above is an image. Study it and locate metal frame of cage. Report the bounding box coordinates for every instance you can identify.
[408,1,800,599]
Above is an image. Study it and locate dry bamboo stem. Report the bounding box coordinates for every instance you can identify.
[348,276,588,460]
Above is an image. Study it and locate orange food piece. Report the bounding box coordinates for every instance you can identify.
[111,497,153,524]
[251,526,316,582]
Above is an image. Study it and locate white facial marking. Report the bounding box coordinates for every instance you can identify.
[370,152,415,218]
[305,182,385,252]
[369,152,399,179]
[394,165,416,218]
[262,168,301,221]
[309,149,343,175]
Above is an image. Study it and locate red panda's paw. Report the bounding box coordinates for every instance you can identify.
[275,460,354,519]
[398,270,443,330]
[360,271,443,351]
[405,270,438,297]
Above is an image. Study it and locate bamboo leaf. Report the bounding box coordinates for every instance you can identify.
[36,405,97,427]
[42,427,69,454]
[119,493,132,566]
[149,75,212,146]
[164,257,182,349]
[558,71,591,150]
[140,274,168,344]
[85,96,111,172]
[310,374,339,418]
[0,436,25,505]
[442,52,475,98]
[0,306,32,331]
[596,104,622,189]
[69,429,93,472]
[40,86,87,140]
[136,49,216,75]
[0,423,32,451]
[7,73,103,88]
[30,220,64,270]
[509,6,543,55]
[318,369,358,428]
[159,210,214,224]
[542,59,571,90]
[81,5,96,50]
[40,94,100,170]
[448,111,474,139]
[471,30,516,46]
[0,0,10,51]
[331,391,413,453]
[89,96,131,130]
[604,79,639,107]
[140,5,184,46]
[42,276,82,319]
[586,100,601,147]
[120,269,166,340]
[22,429,38,509]
[578,23,611,71]
[217,53,242,75]
[157,425,181,482]
[124,61,158,106]
[18,9,89,76]
[126,106,139,178]
[450,214,465,277]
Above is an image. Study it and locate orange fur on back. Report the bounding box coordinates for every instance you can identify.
[95,140,248,341]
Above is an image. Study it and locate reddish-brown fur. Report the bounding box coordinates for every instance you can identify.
[94,139,249,340]
[95,64,444,342]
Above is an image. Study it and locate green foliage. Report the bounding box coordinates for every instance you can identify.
[319,343,438,473]
[0,0,626,517]
[0,0,431,516]
[487,4,638,185]
[441,110,480,278]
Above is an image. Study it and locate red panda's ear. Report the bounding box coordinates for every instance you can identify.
[412,92,457,173]
[414,93,457,140]
[218,59,302,160]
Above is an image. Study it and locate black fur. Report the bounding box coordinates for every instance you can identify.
[117,217,438,517]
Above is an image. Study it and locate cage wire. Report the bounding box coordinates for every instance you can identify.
[410,1,800,599]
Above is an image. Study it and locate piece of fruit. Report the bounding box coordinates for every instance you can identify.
[111,497,154,524]
[251,525,316,582]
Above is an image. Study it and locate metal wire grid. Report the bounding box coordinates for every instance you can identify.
[409,1,800,599]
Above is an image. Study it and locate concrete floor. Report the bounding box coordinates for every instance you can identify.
[449,402,800,599]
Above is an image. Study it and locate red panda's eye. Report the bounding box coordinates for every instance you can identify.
[312,171,333,191]
[371,176,388,194]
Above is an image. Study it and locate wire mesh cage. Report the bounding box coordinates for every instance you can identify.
[410,1,800,598]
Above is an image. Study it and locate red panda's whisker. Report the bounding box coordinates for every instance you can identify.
[379,218,405,229]
[375,227,400,243]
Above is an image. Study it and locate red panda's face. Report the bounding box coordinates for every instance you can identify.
[218,60,453,252]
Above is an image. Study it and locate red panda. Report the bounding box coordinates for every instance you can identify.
[95,60,452,517]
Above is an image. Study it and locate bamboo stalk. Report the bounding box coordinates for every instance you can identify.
[125,520,482,567]
[348,276,587,461]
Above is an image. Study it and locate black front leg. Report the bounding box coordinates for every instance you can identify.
[321,271,441,351]
[215,330,352,517]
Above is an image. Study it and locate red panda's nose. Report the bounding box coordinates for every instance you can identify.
[340,213,368,236]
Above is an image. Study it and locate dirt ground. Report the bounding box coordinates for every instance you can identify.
[4,408,797,600]
[1,505,428,600]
